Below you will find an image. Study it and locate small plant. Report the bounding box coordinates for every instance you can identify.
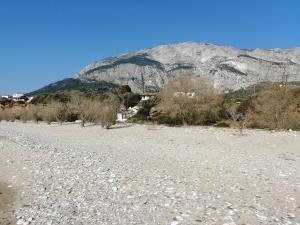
[224,102,252,135]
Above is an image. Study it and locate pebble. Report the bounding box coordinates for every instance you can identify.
[0,122,299,225]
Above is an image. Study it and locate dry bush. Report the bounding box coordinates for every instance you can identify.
[44,101,69,124]
[70,95,98,126]
[0,107,24,122]
[157,76,223,125]
[0,94,120,128]
[0,109,4,121]
[38,105,57,124]
[70,95,98,127]
[224,102,252,135]
[19,104,42,123]
[70,94,120,128]
[0,108,10,121]
[97,95,120,129]
[251,86,300,130]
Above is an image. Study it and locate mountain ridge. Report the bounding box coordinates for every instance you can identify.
[75,42,300,93]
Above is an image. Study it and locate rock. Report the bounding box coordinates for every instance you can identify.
[16,219,24,225]
[75,42,300,93]
[287,213,295,219]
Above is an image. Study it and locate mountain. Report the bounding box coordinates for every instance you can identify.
[75,42,300,92]
[27,78,118,96]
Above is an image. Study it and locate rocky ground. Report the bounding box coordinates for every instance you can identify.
[0,121,299,225]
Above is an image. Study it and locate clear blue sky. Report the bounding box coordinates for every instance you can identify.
[0,0,299,94]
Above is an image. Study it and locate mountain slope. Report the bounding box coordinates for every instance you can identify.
[75,42,300,92]
[27,78,118,96]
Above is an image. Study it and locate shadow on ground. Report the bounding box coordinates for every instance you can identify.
[109,124,133,129]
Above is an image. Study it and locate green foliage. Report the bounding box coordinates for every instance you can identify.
[122,93,141,109]
[27,78,118,96]
[65,111,79,122]
[0,98,13,106]
[31,93,71,104]
[117,85,132,95]
[131,97,160,121]
[136,100,154,118]
[155,113,183,126]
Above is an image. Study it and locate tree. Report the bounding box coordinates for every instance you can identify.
[70,94,96,127]
[122,93,141,109]
[117,85,132,95]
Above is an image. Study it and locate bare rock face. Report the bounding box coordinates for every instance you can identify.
[75,42,300,92]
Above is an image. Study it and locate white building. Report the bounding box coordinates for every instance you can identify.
[141,92,158,101]
[117,113,127,122]
[1,95,13,99]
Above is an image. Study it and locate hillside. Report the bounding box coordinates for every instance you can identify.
[75,42,300,92]
[27,78,118,96]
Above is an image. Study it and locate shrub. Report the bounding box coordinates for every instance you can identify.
[39,105,59,124]
[133,97,160,121]
[31,93,70,105]
[223,102,252,134]
[155,113,183,126]
[70,95,96,127]
[70,94,120,128]
[117,85,131,95]
[0,98,13,107]
[97,95,120,129]
[121,93,141,109]
[0,108,9,121]
[156,76,223,125]
[250,86,300,130]
[0,107,26,122]
[20,105,42,122]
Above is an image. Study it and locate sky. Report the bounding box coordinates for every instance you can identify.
[0,0,299,94]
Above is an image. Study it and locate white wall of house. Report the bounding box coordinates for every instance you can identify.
[1,95,12,99]
[12,93,24,99]
[141,96,150,101]
[117,113,127,122]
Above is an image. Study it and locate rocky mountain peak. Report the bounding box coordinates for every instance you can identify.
[75,42,300,92]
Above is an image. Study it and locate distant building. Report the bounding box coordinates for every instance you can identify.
[174,91,196,98]
[12,93,26,102]
[1,95,13,99]
[141,92,158,101]
[11,93,33,103]
[117,113,127,122]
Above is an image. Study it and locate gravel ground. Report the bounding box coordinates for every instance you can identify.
[0,121,299,225]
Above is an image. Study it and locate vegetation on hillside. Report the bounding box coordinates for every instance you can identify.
[131,78,300,131]
[26,78,118,96]
[2,76,300,131]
